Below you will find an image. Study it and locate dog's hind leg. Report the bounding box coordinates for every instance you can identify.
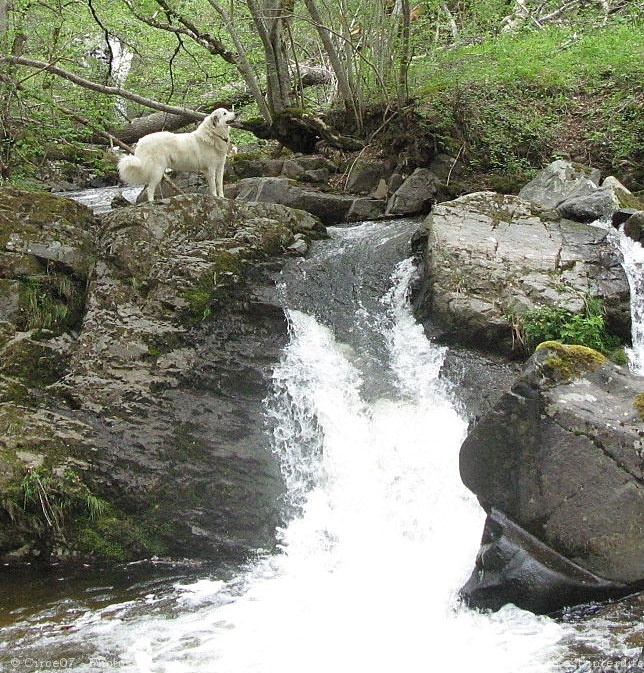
[145,166,166,202]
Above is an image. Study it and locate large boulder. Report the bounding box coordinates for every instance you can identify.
[0,191,324,565]
[556,188,619,222]
[412,191,630,356]
[459,342,644,611]
[460,509,634,614]
[386,167,443,216]
[519,161,641,224]
[518,160,601,210]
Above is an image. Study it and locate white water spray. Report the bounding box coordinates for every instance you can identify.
[618,230,644,374]
[93,252,562,673]
[0,224,577,672]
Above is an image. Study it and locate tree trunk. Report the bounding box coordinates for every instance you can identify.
[247,0,296,115]
[303,0,362,131]
[0,1,7,35]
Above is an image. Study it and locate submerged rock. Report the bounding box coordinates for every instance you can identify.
[459,343,644,611]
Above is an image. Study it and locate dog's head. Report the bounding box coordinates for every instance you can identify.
[210,108,236,127]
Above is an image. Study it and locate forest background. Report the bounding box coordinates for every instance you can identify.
[0,0,642,194]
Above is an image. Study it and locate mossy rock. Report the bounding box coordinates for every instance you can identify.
[634,392,644,421]
[0,186,98,279]
[0,337,70,387]
[73,514,167,561]
[535,341,608,381]
[0,403,162,563]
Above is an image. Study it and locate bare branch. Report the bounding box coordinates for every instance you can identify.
[0,55,205,120]
[538,0,581,23]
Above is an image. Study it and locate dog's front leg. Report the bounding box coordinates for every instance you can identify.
[206,167,220,198]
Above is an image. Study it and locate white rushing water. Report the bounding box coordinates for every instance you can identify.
[617,227,644,375]
[4,227,571,672]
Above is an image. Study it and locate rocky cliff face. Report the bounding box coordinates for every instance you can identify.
[0,188,324,564]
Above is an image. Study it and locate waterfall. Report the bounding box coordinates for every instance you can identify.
[108,38,132,118]
[618,230,644,374]
[2,219,639,672]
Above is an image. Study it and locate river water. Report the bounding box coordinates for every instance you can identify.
[0,216,642,672]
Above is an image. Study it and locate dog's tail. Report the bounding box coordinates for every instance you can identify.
[117,155,148,185]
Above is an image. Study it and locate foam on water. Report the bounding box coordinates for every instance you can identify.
[15,219,643,672]
[69,255,564,672]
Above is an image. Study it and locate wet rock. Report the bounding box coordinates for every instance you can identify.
[623,211,644,246]
[460,510,636,614]
[459,342,644,589]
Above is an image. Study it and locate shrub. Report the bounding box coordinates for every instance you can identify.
[518,297,622,357]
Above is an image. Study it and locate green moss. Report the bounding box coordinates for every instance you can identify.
[17,274,85,334]
[181,251,245,322]
[536,341,607,380]
[74,514,166,561]
[0,458,166,562]
[634,393,644,421]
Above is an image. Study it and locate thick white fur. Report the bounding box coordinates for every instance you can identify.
[118,108,236,202]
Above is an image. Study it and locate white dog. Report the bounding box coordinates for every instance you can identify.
[117,108,236,202]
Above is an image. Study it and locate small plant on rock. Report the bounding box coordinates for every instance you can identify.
[515,297,623,358]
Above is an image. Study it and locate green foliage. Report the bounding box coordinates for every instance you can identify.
[1,0,642,188]
[19,274,84,333]
[516,297,622,357]
[1,466,110,540]
[412,22,643,188]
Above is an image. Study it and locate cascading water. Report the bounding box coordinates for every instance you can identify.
[615,226,644,374]
[1,219,640,672]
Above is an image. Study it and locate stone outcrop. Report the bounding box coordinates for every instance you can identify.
[517,160,601,210]
[231,177,358,226]
[459,342,644,612]
[0,188,324,565]
[412,190,630,356]
[386,167,444,216]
